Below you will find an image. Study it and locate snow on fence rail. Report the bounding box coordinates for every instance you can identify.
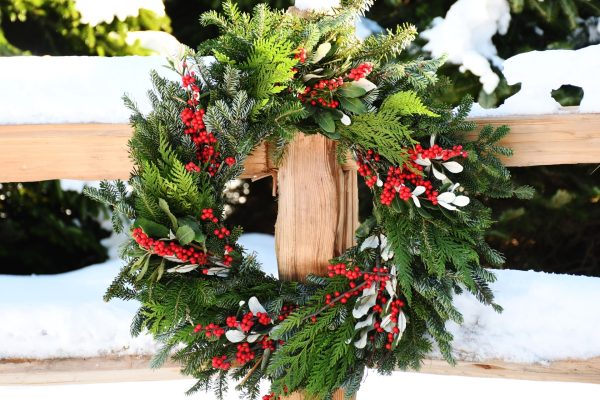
[1,56,600,385]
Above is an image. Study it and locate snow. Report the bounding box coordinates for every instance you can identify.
[0,56,179,124]
[2,373,600,400]
[294,0,340,12]
[126,31,183,56]
[421,0,511,94]
[1,232,599,363]
[74,0,166,26]
[470,44,600,116]
[355,17,383,41]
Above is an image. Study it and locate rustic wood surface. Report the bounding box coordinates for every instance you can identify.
[274,134,359,399]
[2,355,599,385]
[1,109,599,183]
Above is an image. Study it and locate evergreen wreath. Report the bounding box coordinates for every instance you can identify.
[86,1,533,399]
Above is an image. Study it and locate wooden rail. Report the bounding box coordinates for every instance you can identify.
[1,108,599,183]
[2,355,599,385]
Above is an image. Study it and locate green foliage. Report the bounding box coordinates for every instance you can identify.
[0,181,110,274]
[0,0,171,56]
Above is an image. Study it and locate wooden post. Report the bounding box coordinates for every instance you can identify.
[274,133,358,399]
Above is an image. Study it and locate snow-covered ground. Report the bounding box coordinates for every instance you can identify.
[1,233,599,363]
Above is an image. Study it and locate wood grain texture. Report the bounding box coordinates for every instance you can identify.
[471,110,600,166]
[274,134,358,399]
[1,109,600,182]
[2,355,599,385]
[274,134,359,282]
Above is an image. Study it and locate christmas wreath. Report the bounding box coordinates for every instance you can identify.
[86,1,533,399]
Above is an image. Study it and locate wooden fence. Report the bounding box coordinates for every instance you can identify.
[1,107,600,388]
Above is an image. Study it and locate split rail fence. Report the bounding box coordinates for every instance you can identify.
[1,107,600,389]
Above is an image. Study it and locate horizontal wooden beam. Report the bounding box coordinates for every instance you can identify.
[1,109,599,183]
[1,355,599,385]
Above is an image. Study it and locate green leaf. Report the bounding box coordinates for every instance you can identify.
[314,111,336,133]
[339,97,367,114]
[133,218,170,238]
[178,217,206,244]
[337,83,367,98]
[176,225,195,245]
[136,255,151,282]
[158,198,178,230]
[415,204,433,219]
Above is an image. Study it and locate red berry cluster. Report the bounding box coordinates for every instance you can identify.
[240,312,255,332]
[408,143,468,162]
[200,208,219,223]
[133,228,208,266]
[260,335,276,351]
[324,261,407,351]
[185,162,200,172]
[257,312,272,325]
[225,157,236,166]
[193,323,225,338]
[263,393,278,400]
[294,48,307,63]
[379,166,438,206]
[357,150,382,188]
[327,263,391,286]
[371,297,405,350]
[224,310,272,333]
[347,62,373,80]
[180,108,206,134]
[212,355,231,370]
[214,227,231,239]
[297,77,344,109]
[203,323,226,338]
[182,72,196,88]
[277,304,297,321]
[376,141,468,208]
[226,316,238,328]
[236,342,255,365]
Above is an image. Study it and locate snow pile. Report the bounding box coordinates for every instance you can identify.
[448,269,600,363]
[421,0,510,94]
[294,0,340,12]
[1,232,599,362]
[125,31,183,57]
[74,0,166,26]
[470,44,600,116]
[0,234,275,359]
[0,56,179,124]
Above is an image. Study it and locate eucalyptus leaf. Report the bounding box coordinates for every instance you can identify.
[248,296,267,314]
[167,264,198,273]
[225,329,247,343]
[314,111,336,133]
[312,42,331,63]
[338,83,367,98]
[176,225,195,245]
[354,329,369,349]
[136,255,151,281]
[158,198,178,230]
[247,333,262,343]
[339,96,367,114]
[133,218,169,238]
